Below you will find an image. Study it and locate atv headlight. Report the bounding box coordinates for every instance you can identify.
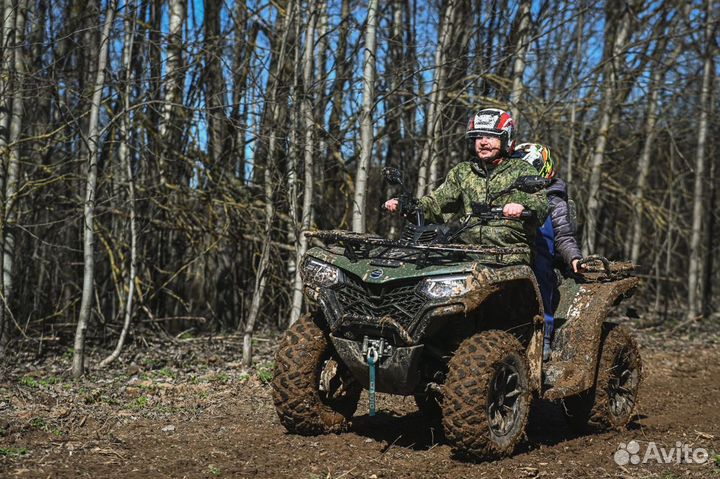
[302,258,344,287]
[417,275,472,299]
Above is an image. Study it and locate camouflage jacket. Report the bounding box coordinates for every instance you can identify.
[418,159,549,264]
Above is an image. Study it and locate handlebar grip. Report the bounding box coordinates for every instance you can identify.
[493,207,533,219]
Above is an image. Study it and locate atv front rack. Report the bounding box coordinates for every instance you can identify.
[306,230,529,262]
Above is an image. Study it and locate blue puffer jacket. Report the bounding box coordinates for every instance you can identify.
[546,178,582,265]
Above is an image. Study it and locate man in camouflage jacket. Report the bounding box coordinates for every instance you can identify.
[418,159,548,264]
[385,108,548,265]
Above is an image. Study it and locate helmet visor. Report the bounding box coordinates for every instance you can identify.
[467,129,504,139]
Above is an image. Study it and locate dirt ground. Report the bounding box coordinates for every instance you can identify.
[2,320,720,479]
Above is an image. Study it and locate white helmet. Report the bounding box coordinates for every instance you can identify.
[466,108,516,156]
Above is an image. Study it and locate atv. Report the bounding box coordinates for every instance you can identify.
[271,168,642,460]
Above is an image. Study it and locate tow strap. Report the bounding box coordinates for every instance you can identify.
[366,346,378,416]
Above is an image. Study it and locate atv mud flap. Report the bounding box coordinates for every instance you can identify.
[330,335,424,395]
[543,276,638,400]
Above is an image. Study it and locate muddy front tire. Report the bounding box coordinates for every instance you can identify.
[442,331,531,460]
[563,325,642,431]
[272,313,360,435]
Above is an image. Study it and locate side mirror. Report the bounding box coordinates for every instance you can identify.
[382,167,403,186]
[513,175,550,193]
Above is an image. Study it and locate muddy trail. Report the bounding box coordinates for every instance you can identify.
[1,322,719,479]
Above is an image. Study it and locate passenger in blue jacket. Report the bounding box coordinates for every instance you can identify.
[514,143,583,360]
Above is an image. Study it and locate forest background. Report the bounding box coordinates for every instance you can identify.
[0,0,717,376]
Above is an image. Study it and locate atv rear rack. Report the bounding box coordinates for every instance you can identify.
[577,254,636,281]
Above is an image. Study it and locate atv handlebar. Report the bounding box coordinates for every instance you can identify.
[444,204,535,243]
[471,204,534,220]
[383,200,533,220]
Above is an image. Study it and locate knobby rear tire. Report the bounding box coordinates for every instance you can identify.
[562,325,642,431]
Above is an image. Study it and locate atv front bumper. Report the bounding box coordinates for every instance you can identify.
[330,335,424,395]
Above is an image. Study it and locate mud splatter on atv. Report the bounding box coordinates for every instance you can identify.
[272,179,642,461]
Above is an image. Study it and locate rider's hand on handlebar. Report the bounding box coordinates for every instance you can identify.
[383,198,399,213]
[503,203,525,218]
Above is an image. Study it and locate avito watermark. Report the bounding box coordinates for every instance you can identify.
[614,440,709,466]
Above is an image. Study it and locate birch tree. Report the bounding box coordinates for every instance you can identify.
[244,1,295,359]
[99,0,138,368]
[159,0,185,185]
[0,0,24,351]
[583,0,633,253]
[352,0,379,233]
[416,0,455,197]
[686,0,714,320]
[73,0,117,378]
[509,0,531,122]
[629,24,684,265]
[288,0,318,325]
[564,3,585,184]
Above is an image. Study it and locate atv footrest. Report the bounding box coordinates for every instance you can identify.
[542,360,592,400]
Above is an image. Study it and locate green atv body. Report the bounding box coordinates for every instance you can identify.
[272,193,642,461]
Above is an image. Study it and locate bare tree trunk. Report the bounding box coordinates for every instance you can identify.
[564,4,584,185]
[427,1,462,191]
[229,3,257,182]
[289,0,318,324]
[0,0,27,353]
[286,9,302,300]
[687,0,714,320]
[416,0,454,197]
[325,0,351,223]
[629,40,682,265]
[386,0,404,164]
[352,0,378,233]
[99,0,138,368]
[0,0,16,352]
[204,0,229,177]
[583,1,630,253]
[158,0,185,185]
[0,0,15,150]
[656,148,677,316]
[243,169,274,366]
[73,0,117,378]
[243,1,294,360]
[313,1,329,190]
[509,0,531,122]
[702,157,717,316]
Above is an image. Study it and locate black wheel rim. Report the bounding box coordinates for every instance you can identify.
[608,346,639,418]
[487,360,523,437]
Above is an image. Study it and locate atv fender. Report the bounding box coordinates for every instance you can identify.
[543,276,639,400]
[427,264,546,394]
